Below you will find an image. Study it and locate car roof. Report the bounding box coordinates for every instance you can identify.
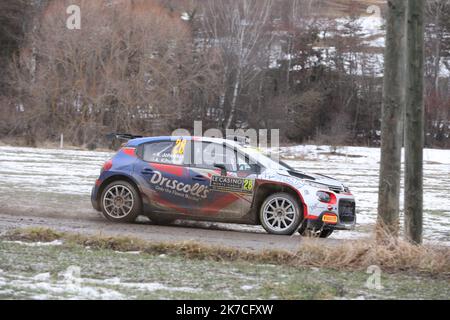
[126,136,241,148]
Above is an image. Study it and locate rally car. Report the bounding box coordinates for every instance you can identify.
[91,136,356,237]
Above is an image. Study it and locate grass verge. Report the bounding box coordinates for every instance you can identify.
[1,239,448,299]
[3,227,449,277]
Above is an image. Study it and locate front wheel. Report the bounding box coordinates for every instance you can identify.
[100,181,141,223]
[299,228,334,238]
[319,229,334,238]
[260,193,302,235]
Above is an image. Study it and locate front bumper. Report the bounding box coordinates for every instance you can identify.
[305,198,356,231]
[306,211,356,230]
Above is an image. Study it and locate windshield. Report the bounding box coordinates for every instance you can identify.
[239,146,293,171]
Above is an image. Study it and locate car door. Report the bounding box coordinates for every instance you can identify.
[135,138,195,215]
[189,141,258,221]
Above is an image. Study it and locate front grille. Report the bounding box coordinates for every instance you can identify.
[339,200,356,223]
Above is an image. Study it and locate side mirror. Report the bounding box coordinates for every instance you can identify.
[237,163,261,175]
[214,163,227,176]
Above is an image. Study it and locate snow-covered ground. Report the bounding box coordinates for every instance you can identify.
[280,145,450,244]
[0,260,198,300]
[0,147,111,196]
[3,240,447,300]
[278,13,450,78]
[0,145,448,244]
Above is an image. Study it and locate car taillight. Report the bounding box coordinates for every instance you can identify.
[101,160,113,174]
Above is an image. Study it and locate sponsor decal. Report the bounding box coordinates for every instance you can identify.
[150,171,209,201]
[210,175,254,194]
[261,172,304,189]
[172,138,187,155]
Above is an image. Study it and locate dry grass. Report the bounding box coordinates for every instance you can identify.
[298,237,449,275]
[5,227,63,242]
[3,227,449,277]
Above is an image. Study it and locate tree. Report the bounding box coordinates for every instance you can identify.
[8,0,214,146]
[201,0,273,129]
[0,0,32,93]
[404,0,426,244]
[425,0,449,97]
[377,0,406,239]
[424,0,450,149]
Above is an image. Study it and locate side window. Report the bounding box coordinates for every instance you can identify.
[193,142,237,171]
[142,140,190,165]
[237,153,253,172]
[237,152,260,173]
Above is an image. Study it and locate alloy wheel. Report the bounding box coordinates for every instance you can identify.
[102,185,135,218]
[262,197,297,232]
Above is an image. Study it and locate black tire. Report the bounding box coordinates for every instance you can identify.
[319,229,334,238]
[100,180,141,223]
[299,228,334,238]
[297,221,307,235]
[148,214,176,225]
[259,192,303,235]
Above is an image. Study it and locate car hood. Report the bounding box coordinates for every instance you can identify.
[282,170,345,189]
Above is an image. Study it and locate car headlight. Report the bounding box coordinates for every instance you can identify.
[302,180,328,189]
[316,191,331,203]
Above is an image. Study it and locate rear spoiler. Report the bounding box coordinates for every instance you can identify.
[106,133,144,150]
[106,133,144,141]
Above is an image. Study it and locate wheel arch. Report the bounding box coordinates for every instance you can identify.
[253,181,308,224]
[97,174,142,208]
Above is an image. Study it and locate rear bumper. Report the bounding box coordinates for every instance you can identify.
[91,186,101,212]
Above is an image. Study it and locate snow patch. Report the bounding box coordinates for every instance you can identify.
[114,251,141,255]
[33,273,51,281]
[0,268,199,299]
[241,285,255,291]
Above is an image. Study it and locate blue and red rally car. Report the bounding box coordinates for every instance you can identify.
[91,136,356,237]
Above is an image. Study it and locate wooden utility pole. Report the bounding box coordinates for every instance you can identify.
[377,0,406,239]
[404,0,425,244]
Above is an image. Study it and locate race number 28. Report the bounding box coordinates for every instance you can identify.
[173,139,187,155]
[243,179,253,191]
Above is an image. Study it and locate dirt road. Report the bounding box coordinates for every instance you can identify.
[2,146,450,246]
[0,210,322,252]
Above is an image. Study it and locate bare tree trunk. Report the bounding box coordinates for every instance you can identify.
[225,70,241,129]
[427,0,446,98]
[30,0,44,83]
[434,37,441,96]
[404,0,425,244]
[377,0,406,239]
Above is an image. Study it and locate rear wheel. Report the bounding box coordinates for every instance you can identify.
[260,193,302,235]
[100,181,141,223]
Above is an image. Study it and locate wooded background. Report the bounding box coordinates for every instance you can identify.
[0,0,449,148]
